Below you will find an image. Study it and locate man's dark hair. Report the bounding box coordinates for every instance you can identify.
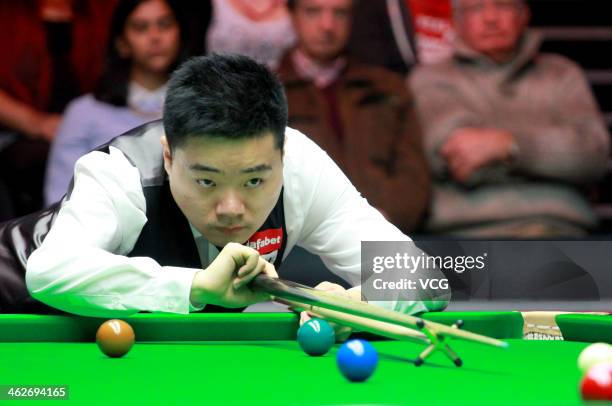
[163,54,288,151]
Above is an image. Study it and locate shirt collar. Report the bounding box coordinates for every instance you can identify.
[291,48,346,88]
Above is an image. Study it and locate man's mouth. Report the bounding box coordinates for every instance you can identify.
[217,226,246,235]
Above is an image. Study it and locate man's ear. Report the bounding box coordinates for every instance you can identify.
[282,135,287,161]
[289,11,298,34]
[160,135,173,172]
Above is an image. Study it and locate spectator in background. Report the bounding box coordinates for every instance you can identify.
[185,0,296,70]
[278,0,430,233]
[44,0,188,206]
[0,0,116,217]
[410,0,609,237]
[347,0,418,74]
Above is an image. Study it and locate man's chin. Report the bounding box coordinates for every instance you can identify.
[306,47,343,63]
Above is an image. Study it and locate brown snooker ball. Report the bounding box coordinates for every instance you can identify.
[96,319,135,358]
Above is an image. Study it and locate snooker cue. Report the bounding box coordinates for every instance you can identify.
[277,296,466,367]
[275,297,430,343]
[252,275,508,349]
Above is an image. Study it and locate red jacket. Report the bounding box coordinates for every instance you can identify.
[0,0,116,111]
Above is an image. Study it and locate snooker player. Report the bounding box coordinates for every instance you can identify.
[0,54,449,318]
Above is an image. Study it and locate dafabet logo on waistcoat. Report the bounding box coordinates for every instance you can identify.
[246,228,283,264]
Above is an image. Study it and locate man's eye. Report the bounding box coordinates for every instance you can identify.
[304,7,319,15]
[197,179,216,188]
[245,178,263,188]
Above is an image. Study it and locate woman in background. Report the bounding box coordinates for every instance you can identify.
[44,0,188,205]
[187,0,295,70]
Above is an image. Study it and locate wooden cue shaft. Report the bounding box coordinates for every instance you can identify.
[252,275,508,349]
[274,297,430,343]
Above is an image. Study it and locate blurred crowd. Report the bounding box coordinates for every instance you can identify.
[0,0,609,239]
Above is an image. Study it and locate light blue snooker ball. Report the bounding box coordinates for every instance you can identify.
[297,318,336,356]
[336,339,378,382]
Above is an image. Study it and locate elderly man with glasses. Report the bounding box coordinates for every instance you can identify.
[410,0,609,238]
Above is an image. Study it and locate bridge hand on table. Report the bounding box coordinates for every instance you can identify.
[299,281,358,342]
[190,242,278,309]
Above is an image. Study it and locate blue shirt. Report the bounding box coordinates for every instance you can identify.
[44,94,162,205]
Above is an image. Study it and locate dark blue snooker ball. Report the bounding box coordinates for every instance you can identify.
[336,339,378,382]
[297,318,335,356]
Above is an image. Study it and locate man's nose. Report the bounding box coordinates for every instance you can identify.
[319,11,336,31]
[216,192,245,220]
